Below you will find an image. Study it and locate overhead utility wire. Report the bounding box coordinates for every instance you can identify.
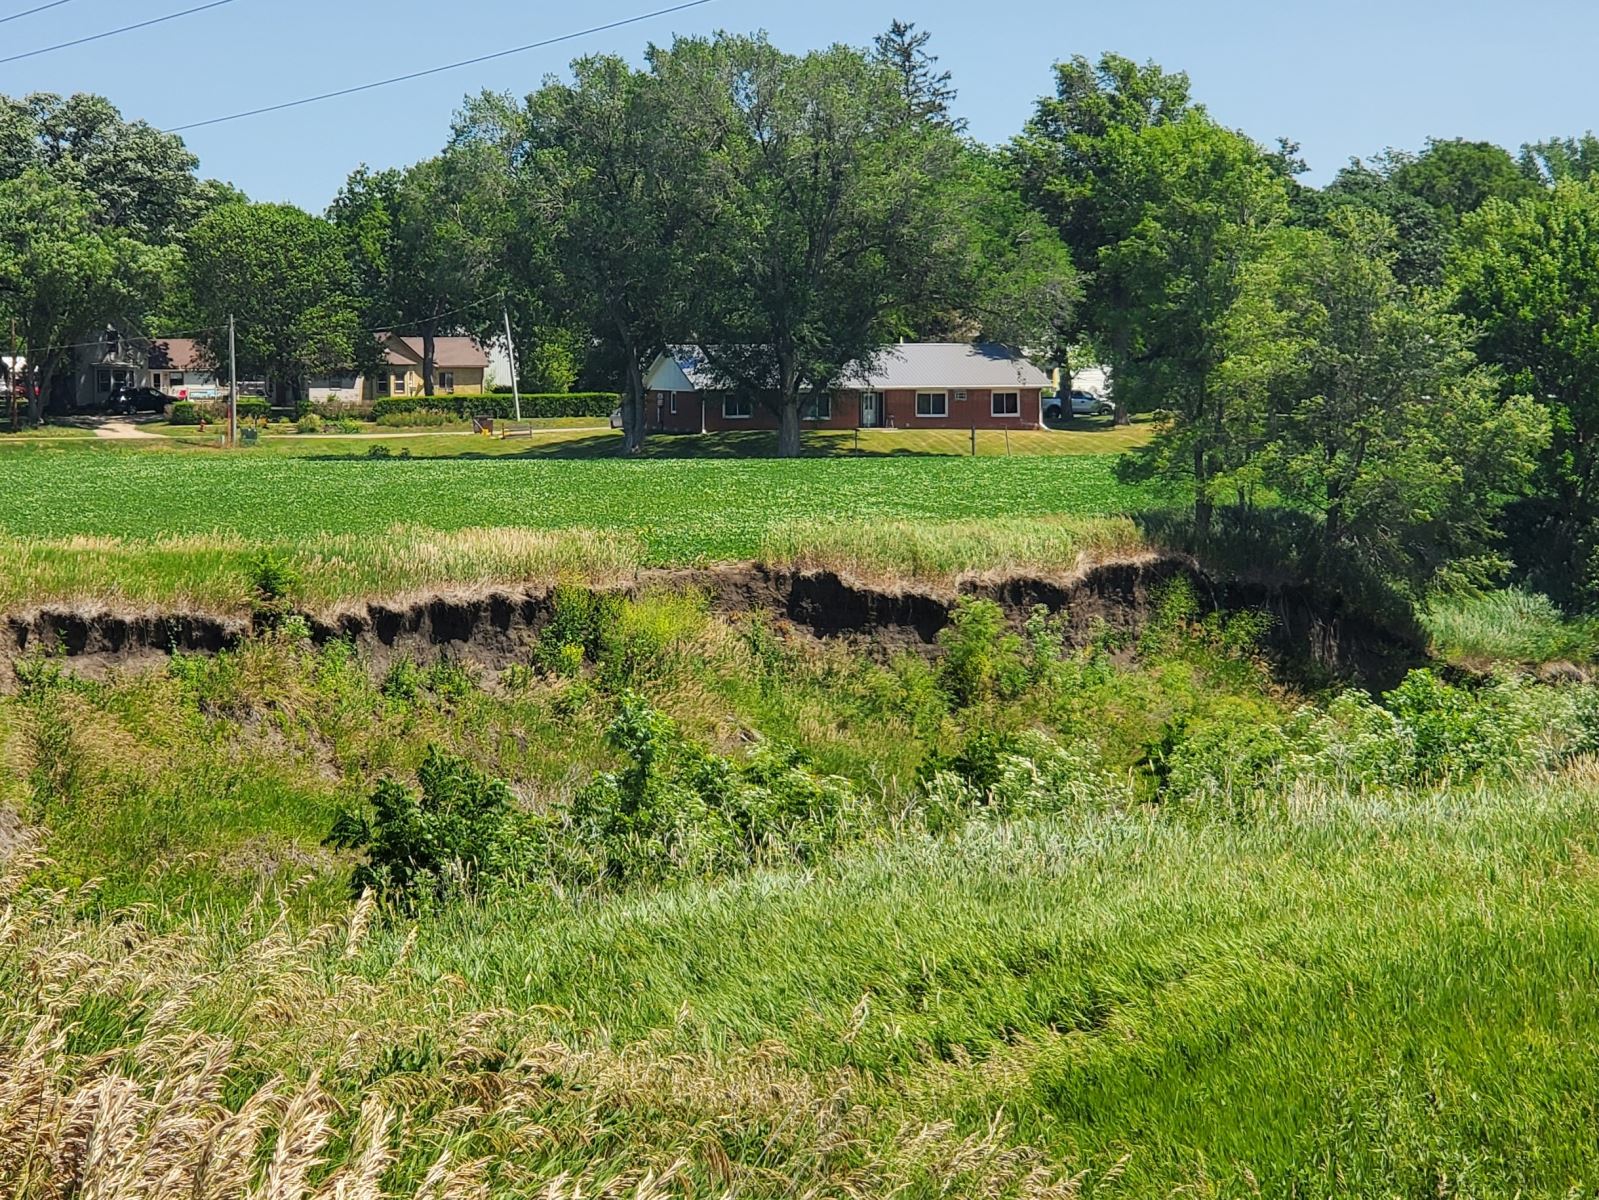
[0,0,236,65]
[164,0,716,133]
[0,0,78,26]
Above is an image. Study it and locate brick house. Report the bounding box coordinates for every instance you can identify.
[643,342,1049,433]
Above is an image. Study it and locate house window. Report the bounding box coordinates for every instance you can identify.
[439,371,455,392]
[723,396,754,420]
[393,374,409,395]
[668,393,678,415]
[802,393,833,421]
[169,373,185,388]
[377,375,390,396]
[993,391,1020,417]
[915,392,948,418]
[150,373,163,390]
[97,370,112,394]
[954,390,968,403]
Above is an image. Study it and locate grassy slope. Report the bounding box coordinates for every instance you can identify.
[7,589,1599,1194]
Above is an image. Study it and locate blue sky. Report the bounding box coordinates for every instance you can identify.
[5,0,1595,210]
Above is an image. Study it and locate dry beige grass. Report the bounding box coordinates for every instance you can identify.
[0,834,1101,1199]
[758,515,1150,588]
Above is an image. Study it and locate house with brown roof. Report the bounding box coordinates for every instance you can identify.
[65,335,225,411]
[643,342,1049,433]
[363,334,489,402]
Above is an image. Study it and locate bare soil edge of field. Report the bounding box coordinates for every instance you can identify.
[2,555,1427,689]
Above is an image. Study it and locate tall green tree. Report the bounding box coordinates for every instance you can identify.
[1012,53,1195,421]
[1451,182,1599,600]
[0,171,173,422]
[871,20,964,131]
[1250,212,1548,587]
[1519,134,1599,184]
[181,203,361,408]
[1101,113,1290,539]
[455,53,707,452]
[682,34,980,457]
[331,155,497,397]
[1386,138,1538,222]
[0,92,212,243]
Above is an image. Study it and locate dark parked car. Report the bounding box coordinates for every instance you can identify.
[109,386,173,415]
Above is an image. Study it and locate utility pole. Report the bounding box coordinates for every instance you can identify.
[501,304,522,423]
[228,313,238,448]
[7,318,17,433]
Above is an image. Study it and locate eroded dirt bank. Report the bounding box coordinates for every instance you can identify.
[4,556,1427,689]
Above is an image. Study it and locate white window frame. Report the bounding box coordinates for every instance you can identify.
[169,373,186,388]
[802,393,833,422]
[954,389,968,404]
[722,395,754,421]
[393,373,409,396]
[992,391,1020,417]
[376,375,391,397]
[915,391,948,419]
[439,371,455,392]
[668,392,678,415]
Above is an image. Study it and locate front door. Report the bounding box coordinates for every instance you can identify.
[859,391,882,428]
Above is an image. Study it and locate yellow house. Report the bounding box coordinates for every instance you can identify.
[365,334,489,401]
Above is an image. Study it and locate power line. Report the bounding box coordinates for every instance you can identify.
[164,0,716,134]
[0,0,237,66]
[0,0,78,27]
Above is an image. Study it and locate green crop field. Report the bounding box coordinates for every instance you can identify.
[0,449,1152,558]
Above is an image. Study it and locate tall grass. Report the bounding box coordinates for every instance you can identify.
[759,514,1151,585]
[1422,586,1599,665]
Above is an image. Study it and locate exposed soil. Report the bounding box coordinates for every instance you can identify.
[2,556,1428,690]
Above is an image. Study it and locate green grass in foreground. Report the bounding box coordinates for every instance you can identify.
[8,595,1599,1195]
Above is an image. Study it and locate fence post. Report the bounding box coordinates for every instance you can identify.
[971,425,977,456]
[1005,428,1012,456]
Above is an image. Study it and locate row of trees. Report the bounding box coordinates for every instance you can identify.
[7,35,1599,600]
[1008,54,1599,601]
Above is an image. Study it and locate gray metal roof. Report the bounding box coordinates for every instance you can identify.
[654,342,1048,392]
[849,343,1051,390]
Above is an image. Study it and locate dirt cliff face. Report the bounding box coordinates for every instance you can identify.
[3,557,1427,691]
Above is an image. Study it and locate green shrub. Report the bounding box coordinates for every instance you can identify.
[920,728,1125,832]
[328,746,536,908]
[169,401,200,425]
[296,412,324,435]
[938,598,1029,706]
[371,392,619,422]
[236,397,270,421]
[565,695,860,885]
[533,586,623,677]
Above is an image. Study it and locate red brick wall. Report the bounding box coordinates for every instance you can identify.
[645,388,1041,433]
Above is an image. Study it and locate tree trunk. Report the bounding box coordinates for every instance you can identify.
[621,356,646,455]
[1193,441,1212,546]
[1110,328,1131,427]
[421,325,437,398]
[777,397,803,458]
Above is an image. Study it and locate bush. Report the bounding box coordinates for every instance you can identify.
[919,728,1125,832]
[565,695,861,885]
[296,411,324,434]
[938,598,1030,706]
[329,747,535,908]
[370,392,619,422]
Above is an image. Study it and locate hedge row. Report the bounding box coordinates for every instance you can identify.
[170,397,269,425]
[370,393,618,421]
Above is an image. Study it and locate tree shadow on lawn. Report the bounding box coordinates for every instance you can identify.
[298,431,964,462]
